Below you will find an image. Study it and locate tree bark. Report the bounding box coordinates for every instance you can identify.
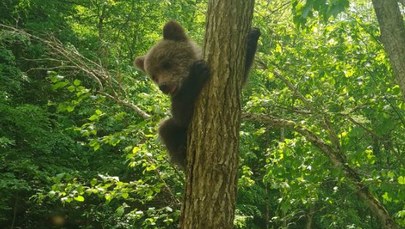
[372,0,405,100]
[180,1,255,228]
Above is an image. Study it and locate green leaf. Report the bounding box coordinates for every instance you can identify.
[122,192,129,199]
[382,192,392,202]
[74,195,85,202]
[67,85,75,92]
[116,206,125,216]
[132,146,140,154]
[51,81,69,90]
[73,79,81,86]
[398,176,405,185]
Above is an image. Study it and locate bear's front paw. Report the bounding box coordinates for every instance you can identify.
[190,60,210,82]
[248,28,261,41]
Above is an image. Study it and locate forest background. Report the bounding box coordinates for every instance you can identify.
[0,0,404,228]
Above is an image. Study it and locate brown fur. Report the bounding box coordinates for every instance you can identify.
[135,21,201,95]
[134,21,260,169]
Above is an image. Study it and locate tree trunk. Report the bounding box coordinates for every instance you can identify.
[372,0,405,100]
[180,1,255,228]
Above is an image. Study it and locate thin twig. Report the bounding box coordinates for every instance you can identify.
[0,23,150,119]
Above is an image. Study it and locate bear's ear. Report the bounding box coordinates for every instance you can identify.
[134,56,146,72]
[163,21,188,41]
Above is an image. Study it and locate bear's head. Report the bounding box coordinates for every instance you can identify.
[134,21,202,95]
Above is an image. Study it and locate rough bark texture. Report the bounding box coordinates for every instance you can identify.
[372,0,405,100]
[180,1,255,228]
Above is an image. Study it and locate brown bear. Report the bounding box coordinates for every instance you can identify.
[134,21,260,169]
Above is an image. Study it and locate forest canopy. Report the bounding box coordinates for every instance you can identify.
[0,0,404,228]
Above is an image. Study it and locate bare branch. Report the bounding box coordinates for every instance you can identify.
[0,23,150,119]
[100,92,150,119]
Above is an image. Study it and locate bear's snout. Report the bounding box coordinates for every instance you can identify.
[159,84,175,95]
[159,84,170,93]
[159,83,177,95]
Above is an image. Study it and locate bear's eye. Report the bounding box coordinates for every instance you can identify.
[161,61,172,69]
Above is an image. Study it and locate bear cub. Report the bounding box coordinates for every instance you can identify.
[134,21,260,169]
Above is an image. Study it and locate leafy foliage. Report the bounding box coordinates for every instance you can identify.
[0,0,403,228]
[292,0,350,26]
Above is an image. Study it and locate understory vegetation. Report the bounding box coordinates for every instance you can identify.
[0,0,403,228]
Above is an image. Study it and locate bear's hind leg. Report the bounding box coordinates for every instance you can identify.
[158,118,187,169]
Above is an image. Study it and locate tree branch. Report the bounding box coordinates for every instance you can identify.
[0,23,150,119]
[100,92,150,119]
[242,113,398,229]
[254,59,399,227]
